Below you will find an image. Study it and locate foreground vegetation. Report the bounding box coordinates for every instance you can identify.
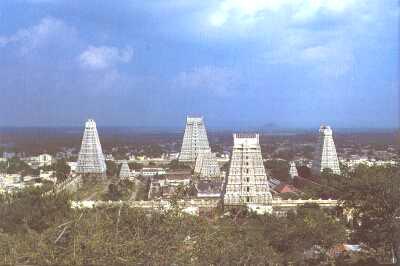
[0,165,398,265]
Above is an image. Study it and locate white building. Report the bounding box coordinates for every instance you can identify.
[119,161,131,179]
[289,161,299,179]
[76,119,107,178]
[194,151,221,180]
[312,125,341,175]
[224,134,272,205]
[23,153,53,168]
[141,167,166,177]
[340,157,398,169]
[179,116,211,162]
[37,154,53,167]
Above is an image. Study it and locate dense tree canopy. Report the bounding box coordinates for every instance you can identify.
[340,165,400,263]
[167,159,191,170]
[264,159,290,182]
[106,160,119,178]
[0,164,398,265]
[6,157,39,176]
[55,159,71,182]
[0,188,349,265]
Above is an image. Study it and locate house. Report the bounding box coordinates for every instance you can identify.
[195,180,223,199]
[274,183,299,194]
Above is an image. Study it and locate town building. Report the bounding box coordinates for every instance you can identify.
[179,116,211,163]
[76,119,107,178]
[141,167,166,177]
[312,125,341,175]
[224,133,272,205]
[148,170,192,199]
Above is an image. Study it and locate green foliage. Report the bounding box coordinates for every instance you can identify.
[0,161,7,173]
[102,180,135,201]
[193,217,283,265]
[106,160,118,178]
[0,188,71,233]
[0,187,350,265]
[167,159,191,170]
[135,178,150,201]
[1,165,397,264]
[128,162,143,170]
[297,165,311,178]
[265,204,347,264]
[340,165,400,263]
[221,161,230,172]
[55,159,71,182]
[264,159,290,182]
[6,157,39,176]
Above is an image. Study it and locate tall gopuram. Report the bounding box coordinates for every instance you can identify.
[289,161,299,179]
[194,151,221,180]
[178,116,211,163]
[76,119,107,178]
[119,161,131,179]
[312,125,341,175]
[224,134,272,205]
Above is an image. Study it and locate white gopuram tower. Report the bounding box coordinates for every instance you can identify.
[119,161,131,179]
[179,116,211,163]
[224,134,272,205]
[312,125,341,175]
[76,119,107,177]
[289,161,299,179]
[194,151,221,180]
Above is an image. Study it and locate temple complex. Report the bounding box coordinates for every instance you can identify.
[224,134,272,205]
[289,161,299,179]
[76,119,107,178]
[194,151,221,180]
[179,116,211,163]
[312,125,341,175]
[119,161,131,179]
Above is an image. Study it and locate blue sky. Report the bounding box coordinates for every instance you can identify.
[0,0,398,128]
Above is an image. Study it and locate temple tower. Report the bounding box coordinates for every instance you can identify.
[194,151,221,180]
[119,161,131,179]
[76,119,107,177]
[312,125,341,175]
[179,116,211,162]
[224,134,272,205]
[289,161,299,179]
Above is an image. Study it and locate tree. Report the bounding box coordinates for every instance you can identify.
[168,159,191,170]
[6,157,37,176]
[340,165,400,263]
[265,204,347,264]
[0,161,7,173]
[221,162,230,172]
[264,159,290,182]
[128,162,143,170]
[106,160,118,178]
[0,187,71,233]
[55,159,71,182]
[298,165,312,178]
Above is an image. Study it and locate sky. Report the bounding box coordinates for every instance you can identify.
[0,0,398,129]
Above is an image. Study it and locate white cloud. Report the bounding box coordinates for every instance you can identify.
[209,0,283,27]
[0,17,75,55]
[208,0,360,27]
[173,66,238,96]
[266,38,355,78]
[78,46,133,70]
